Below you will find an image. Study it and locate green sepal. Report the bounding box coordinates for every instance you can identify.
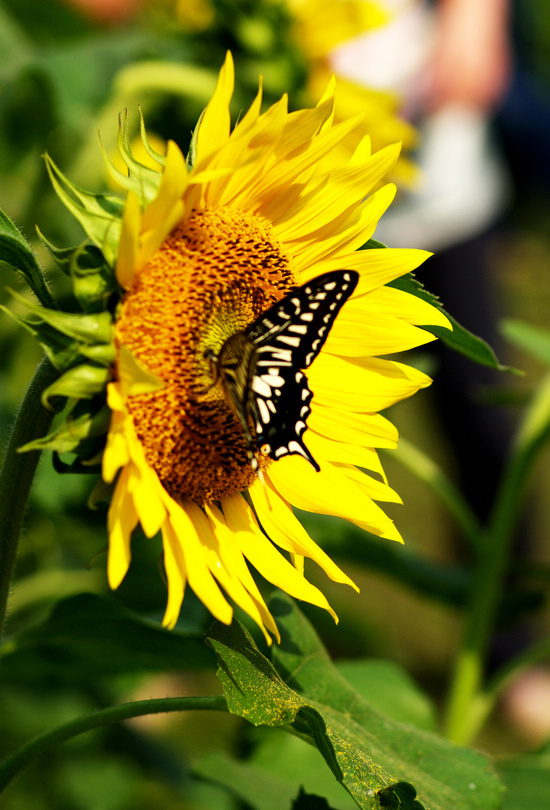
[53,453,103,475]
[101,110,163,207]
[138,107,166,168]
[18,401,110,455]
[3,289,114,371]
[187,109,205,170]
[44,154,123,267]
[88,477,115,508]
[77,343,116,364]
[0,208,57,309]
[388,273,517,372]
[37,231,118,313]
[35,227,74,277]
[40,364,112,407]
[363,238,388,250]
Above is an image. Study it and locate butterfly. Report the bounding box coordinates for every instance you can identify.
[206,270,359,472]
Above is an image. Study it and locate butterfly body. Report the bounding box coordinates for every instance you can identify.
[211,270,358,471]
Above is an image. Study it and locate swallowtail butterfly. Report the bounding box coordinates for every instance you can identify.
[207,270,359,472]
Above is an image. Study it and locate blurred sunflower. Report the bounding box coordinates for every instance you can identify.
[288,0,418,186]
[13,53,448,641]
[169,0,418,186]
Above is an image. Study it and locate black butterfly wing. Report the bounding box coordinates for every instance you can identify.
[247,270,359,368]
[246,270,358,469]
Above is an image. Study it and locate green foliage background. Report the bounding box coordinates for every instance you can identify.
[1,1,550,808]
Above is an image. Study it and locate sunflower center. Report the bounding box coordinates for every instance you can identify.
[116,207,296,503]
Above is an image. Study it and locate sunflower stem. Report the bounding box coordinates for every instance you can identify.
[443,373,550,744]
[0,357,62,643]
[0,695,228,792]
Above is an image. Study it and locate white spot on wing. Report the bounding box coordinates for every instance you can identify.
[261,372,285,387]
[257,398,271,425]
[277,335,301,347]
[252,377,272,397]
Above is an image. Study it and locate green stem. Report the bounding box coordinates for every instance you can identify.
[0,695,227,793]
[392,437,483,553]
[0,357,62,643]
[444,373,550,744]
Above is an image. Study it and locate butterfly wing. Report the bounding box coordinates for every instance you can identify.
[246,270,358,469]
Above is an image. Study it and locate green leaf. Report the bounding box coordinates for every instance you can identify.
[388,273,515,372]
[501,319,550,368]
[0,208,56,309]
[497,742,550,809]
[207,596,503,810]
[0,593,214,681]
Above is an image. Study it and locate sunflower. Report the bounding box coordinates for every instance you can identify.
[16,53,449,642]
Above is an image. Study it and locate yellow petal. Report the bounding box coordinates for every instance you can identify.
[162,494,233,625]
[116,190,141,290]
[249,476,358,590]
[357,285,452,329]
[325,308,437,357]
[206,503,280,643]
[267,454,402,542]
[306,428,387,477]
[301,247,432,293]
[308,354,432,412]
[107,466,138,588]
[195,51,234,164]
[223,493,340,620]
[308,404,398,449]
[161,520,187,629]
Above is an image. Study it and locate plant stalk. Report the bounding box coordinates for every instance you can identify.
[444,373,550,744]
[0,357,62,643]
[0,695,227,792]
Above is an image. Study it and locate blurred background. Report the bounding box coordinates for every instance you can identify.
[1,0,550,807]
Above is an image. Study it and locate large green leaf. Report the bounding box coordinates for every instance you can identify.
[496,742,550,810]
[0,593,214,681]
[207,595,503,810]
